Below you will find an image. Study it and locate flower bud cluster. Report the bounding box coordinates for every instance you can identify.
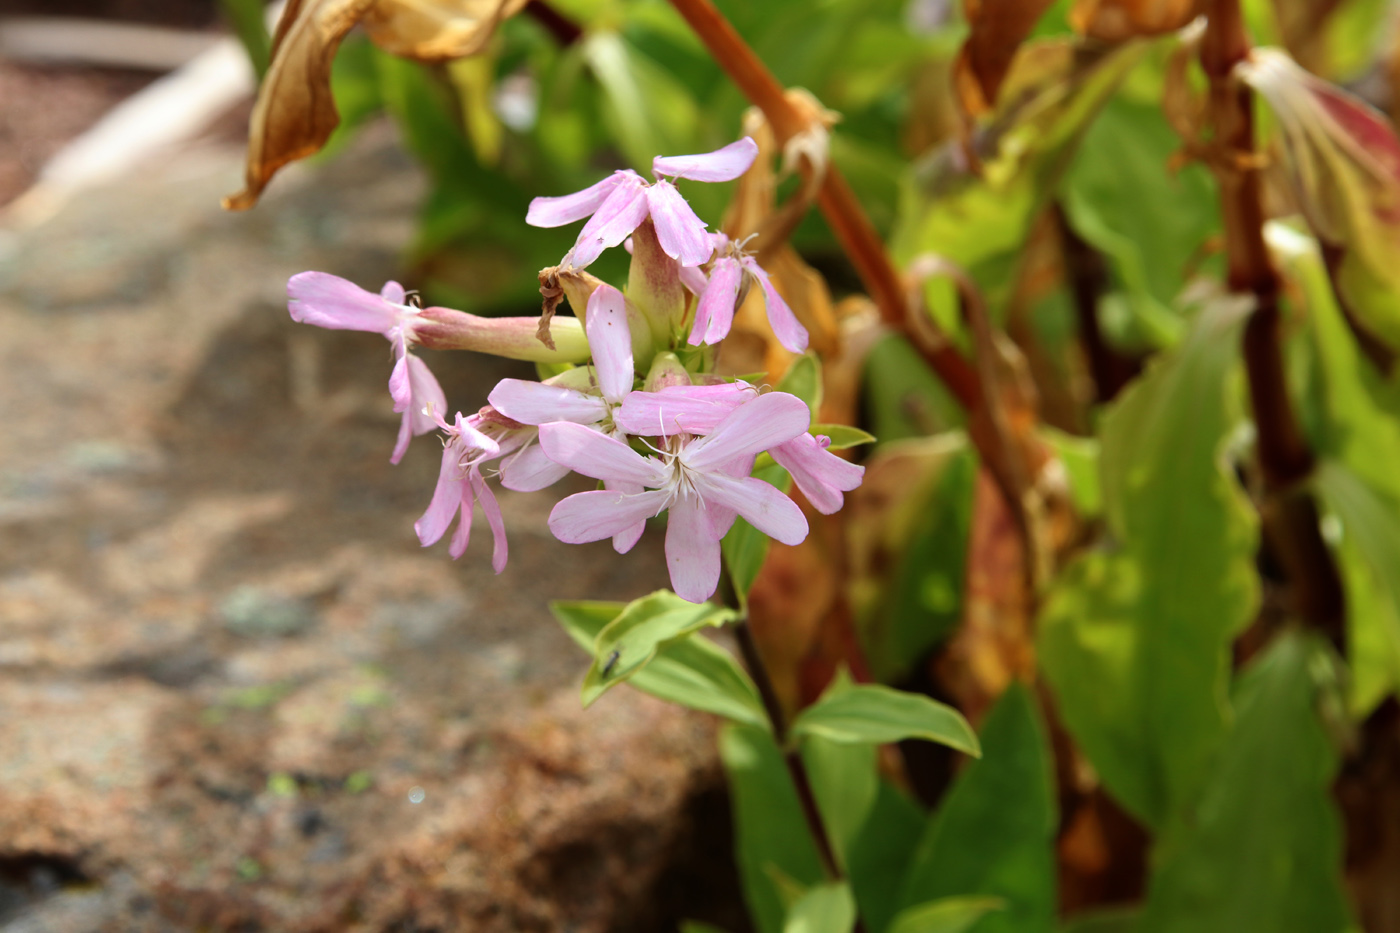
[285,137,862,602]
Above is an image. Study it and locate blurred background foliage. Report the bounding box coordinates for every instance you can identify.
[223,0,1400,930]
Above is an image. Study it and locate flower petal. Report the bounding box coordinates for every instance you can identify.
[698,473,808,546]
[499,439,572,492]
[683,392,811,472]
[663,493,723,603]
[488,379,608,426]
[586,284,635,403]
[616,383,757,437]
[526,170,635,227]
[472,471,509,573]
[645,182,714,267]
[288,271,400,334]
[415,449,466,546]
[549,488,670,544]
[406,354,447,431]
[380,280,407,304]
[679,263,709,296]
[448,494,473,559]
[539,421,666,486]
[392,410,413,466]
[771,434,865,514]
[606,479,647,553]
[571,176,649,268]
[694,256,742,345]
[745,258,809,353]
[652,137,759,182]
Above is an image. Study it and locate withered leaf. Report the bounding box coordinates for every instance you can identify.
[1069,0,1200,42]
[954,0,1059,116]
[223,0,524,211]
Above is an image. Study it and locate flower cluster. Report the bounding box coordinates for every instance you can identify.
[285,138,862,602]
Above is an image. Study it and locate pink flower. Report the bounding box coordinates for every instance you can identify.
[526,138,759,269]
[541,392,812,602]
[617,385,864,515]
[288,272,446,465]
[415,410,519,571]
[687,235,809,353]
[487,283,644,550]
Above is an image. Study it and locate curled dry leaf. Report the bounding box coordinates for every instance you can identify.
[223,0,525,211]
[954,0,1058,116]
[1239,48,1400,347]
[1069,0,1200,42]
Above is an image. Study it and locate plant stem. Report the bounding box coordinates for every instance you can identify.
[665,0,981,408]
[734,621,843,882]
[1200,0,1346,649]
[524,0,583,45]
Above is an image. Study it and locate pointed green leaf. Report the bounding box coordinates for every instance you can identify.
[720,723,827,933]
[783,882,857,933]
[812,424,878,451]
[888,897,1007,933]
[551,598,764,725]
[790,683,979,757]
[1039,296,1259,828]
[1060,907,1140,933]
[847,782,929,933]
[1138,633,1353,933]
[778,353,824,417]
[722,462,792,603]
[898,684,1056,933]
[800,735,877,873]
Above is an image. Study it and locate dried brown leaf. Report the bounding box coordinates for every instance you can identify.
[954,0,1058,116]
[363,0,528,61]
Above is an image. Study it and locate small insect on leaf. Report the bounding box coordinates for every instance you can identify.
[602,648,622,678]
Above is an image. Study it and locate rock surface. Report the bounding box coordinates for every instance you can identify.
[0,123,743,932]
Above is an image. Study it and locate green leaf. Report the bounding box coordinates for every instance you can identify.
[779,353,824,418]
[550,599,766,727]
[1062,94,1220,349]
[219,0,270,79]
[581,30,699,171]
[1040,427,1101,519]
[812,424,877,451]
[1039,296,1259,829]
[1060,907,1140,933]
[800,734,877,873]
[681,923,733,933]
[888,897,1008,933]
[898,684,1056,933]
[784,882,857,933]
[570,591,739,705]
[863,336,966,444]
[790,681,980,757]
[1137,633,1353,933]
[722,463,792,603]
[720,723,828,933]
[847,782,929,933]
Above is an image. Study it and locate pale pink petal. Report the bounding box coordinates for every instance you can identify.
[771,435,865,514]
[586,284,634,403]
[652,137,759,182]
[664,494,723,603]
[488,379,608,426]
[499,440,572,492]
[526,170,635,227]
[416,449,466,546]
[645,182,714,266]
[392,412,413,466]
[549,489,671,543]
[288,271,400,334]
[679,264,708,296]
[571,177,649,268]
[744,258,809,353]
[697,473,808,546]
[693,257,742,345]
[388,350,411,412]
[616,382,756,437]
[539,422,667,486]
[380,280,407,304]
[683,392,811,472]
[448,494,473,559]
[606,480,647,553]
[406,354,447,432]
[472,471,509,573]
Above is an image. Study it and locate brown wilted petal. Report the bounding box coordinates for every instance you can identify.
[361,0,529,62]
[223,0,376,211]
[1069,0,1201,42]
[954,0,1059,116]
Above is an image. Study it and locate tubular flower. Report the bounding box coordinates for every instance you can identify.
[617,385,864,515]
[541,392,812,602]
[688,234,809,354]
[287,272,446,465]
[415,410,526,571]
[526,138,759,269]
